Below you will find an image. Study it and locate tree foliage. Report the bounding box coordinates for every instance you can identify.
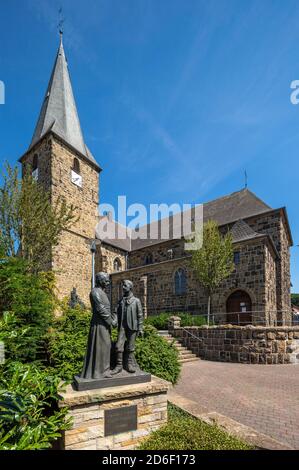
[0,162,77,272]
[0,256,55,362]
[291,293,299,307]
[190,220,234,318]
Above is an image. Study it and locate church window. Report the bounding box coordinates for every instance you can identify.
[174,268,187,295]
[73,157,80,174]
[145,253,153,265]
[32,154,39,180]
[113,257,122,272]
[234,251,240,265]
[32,154,38,171]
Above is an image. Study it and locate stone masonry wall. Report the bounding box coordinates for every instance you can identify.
[111,238,273,324]
[128,239,186,268]
[245,210,292,319]
[59,377,169,450]
[264,243,277,325]
[51,137,100,305]
[96,243,127,275]
[21,134,100,305]
[171,323,299,364]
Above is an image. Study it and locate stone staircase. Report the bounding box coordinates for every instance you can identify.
[159,330,199,364]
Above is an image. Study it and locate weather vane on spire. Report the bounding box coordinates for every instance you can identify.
[58,7,65,42]
[244,170,248,189]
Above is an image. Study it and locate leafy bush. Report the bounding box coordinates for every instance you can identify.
[146,312,208,330]
[135,325,180,384]
[46,305,91,381]
[145,312,172,330]
[47,308,181,384]
[0,361,71,450]
[139,404,253,450]
[0,257,54,362]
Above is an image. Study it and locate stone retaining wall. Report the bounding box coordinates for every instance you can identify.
[169,317,299,364]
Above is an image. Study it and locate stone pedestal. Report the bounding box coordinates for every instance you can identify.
[58,376,170,450]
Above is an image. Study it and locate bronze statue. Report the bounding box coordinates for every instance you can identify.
[112,280,144,375]
[69,287,85,309]
[80,272,117,380]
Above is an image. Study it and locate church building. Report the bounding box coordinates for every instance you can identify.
[20,38,293,326]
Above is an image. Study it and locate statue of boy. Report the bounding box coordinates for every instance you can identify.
[80,272,117,380]
[112,280,144,374]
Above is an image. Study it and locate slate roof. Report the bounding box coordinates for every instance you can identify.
[97,189,273,251]
[29,38,100,170]
[230,219,263,243]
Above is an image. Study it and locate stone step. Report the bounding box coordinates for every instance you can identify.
[179,357,199,363]
[158,331,200,363]
[179,351,195,357]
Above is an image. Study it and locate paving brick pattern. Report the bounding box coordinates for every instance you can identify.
[169,361,299,449]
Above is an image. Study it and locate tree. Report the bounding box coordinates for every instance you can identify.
[291,293,299,307]
[0,256,55,362]
[190,220,234,325]
[0,162,77,272]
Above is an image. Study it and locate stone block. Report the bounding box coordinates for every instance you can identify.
[66,439,97,451]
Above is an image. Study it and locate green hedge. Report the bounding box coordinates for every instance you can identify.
[145,312,208,330]
[139,404,253,450]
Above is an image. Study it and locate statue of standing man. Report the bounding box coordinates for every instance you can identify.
[112,280,144,375]
[80,272,116,380]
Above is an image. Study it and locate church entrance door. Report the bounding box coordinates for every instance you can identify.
[226,290,252,325]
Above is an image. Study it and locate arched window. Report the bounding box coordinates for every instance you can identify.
[145,253,153,265]
[32,154,38,171]
[113,258,122,272]
[174,268,187,295]
[73,157,80,174]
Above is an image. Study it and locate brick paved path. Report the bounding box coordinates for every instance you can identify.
[169,361,299,449]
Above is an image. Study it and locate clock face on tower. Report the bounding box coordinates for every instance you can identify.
[71,170,82,188]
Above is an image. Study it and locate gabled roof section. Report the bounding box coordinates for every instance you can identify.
[29,37,100,170]
[97,189,275,252]
[130,189,272,250]
[230,219,262,243]
[202,188,271,226]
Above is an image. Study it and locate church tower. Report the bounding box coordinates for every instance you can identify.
[19,36,101,304]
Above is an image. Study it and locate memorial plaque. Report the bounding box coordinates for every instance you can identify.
[104,405,137,436]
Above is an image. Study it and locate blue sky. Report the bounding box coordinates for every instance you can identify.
[0,0,298,291]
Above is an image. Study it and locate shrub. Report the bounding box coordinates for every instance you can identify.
[47,308,181,384]
[0,361,71,450]
[145,312,208,330]
[0,257,55,362]
[139,404,253,450]
[135,325,180,384]
[145,312,172,330]
[46,305,91,381]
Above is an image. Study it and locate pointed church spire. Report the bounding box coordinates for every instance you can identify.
[29,36,99,169]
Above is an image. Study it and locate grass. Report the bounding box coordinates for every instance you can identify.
[138,404,254,450]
